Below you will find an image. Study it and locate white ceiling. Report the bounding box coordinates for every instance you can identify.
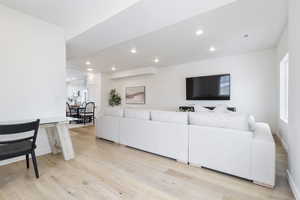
[0,0,141,40]
[68,0,288,73]
[66,68,87,82]
[0,0,287,74]
[66,0,236,59]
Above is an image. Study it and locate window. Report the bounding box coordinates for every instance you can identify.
[280,54,289,123]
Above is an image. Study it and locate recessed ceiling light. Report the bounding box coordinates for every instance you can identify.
[87,68,93,71]
[154,58,160,63]
[130,48,137,54]
[112,66,116,71]
[195,29,204,36]
[209,46,216,52]
[86,61,91,65]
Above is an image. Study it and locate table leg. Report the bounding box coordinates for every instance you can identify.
[54,123,75,160]
[44,123,75,160]
[45,126,61,154]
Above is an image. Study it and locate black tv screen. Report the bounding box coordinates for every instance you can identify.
[186,74,230,100]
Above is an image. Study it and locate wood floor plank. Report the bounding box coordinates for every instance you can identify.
[0,126,295,200]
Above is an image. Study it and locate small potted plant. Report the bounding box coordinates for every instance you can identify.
[109,89,121,106]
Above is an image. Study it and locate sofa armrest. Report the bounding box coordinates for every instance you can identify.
[252,122,275,187]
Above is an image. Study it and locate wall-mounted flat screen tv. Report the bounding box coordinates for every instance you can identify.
[186,74,230,100]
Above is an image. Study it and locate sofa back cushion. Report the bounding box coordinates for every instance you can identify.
[103,107,124,117]
[124,109,150,120]
[189,112,251,131]
[151,110,188,124]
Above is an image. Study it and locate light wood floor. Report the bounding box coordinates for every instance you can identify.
[0,126,295,200]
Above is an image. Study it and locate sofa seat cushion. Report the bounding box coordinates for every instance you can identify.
[189,112,251,131]
[103,107,124,117]
[151,110,188,124]
[124,109,150,120]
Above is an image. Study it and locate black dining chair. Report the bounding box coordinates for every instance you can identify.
[0,119,40,178]
[66,102,77,117]
[80,102,95,125]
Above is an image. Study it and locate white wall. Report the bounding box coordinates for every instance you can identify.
[0,5,66,121]
[287,0,300,198]
[0,5,66,166]
[276,26,289,151]
[102,49,278,131]
[87,72,102,110]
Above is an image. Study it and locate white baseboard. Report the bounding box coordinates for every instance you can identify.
[287,170,300,200]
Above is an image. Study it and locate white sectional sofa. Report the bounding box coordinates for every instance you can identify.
[120,109,189,163]
[96,107,123,143]
[188,112,275,187]
[96,107,275,187]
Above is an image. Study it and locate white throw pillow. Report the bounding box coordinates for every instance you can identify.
[189,112,251,131]
[103,107,124,117]
[124,109,150,120]
[151,110,188,124]
[213,104,230,113]
[189,112,220,127]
